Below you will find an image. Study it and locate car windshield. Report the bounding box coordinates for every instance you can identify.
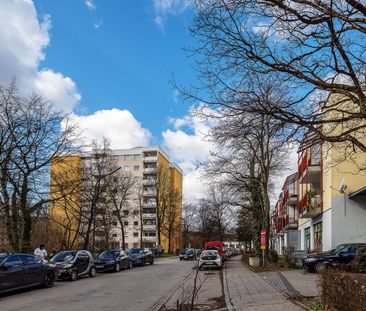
[0,254,8,265]
[99,251,119,259]
[207,246,220,251]
[128,248,143,254]
[51,251,77,263]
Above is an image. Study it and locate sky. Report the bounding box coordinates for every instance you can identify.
[0,0,297,204]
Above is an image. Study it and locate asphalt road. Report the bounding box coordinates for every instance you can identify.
[0,257,196,311]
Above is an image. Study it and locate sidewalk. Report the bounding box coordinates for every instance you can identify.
[224,257,303,311]
[259,270,320,298]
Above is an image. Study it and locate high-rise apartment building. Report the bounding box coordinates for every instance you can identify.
[50,146,183,253]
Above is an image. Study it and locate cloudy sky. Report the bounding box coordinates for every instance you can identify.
[1,0,297,204]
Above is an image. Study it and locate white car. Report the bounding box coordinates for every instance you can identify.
[198,250,223,270]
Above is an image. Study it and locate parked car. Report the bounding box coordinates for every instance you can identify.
[51,250,96,281]
[179,248,197,261]
[198,250,223,270]
[0,253,57,294]
[302,243,366,273]
[94,250,132,272]
[204,241,226,260]
[128,248,154,266]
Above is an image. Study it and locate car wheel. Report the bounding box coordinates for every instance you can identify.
[180,258,182,261]
[314,261,325,273]
[70,270,78,281]
[43,270,55,288]
[128,261,132,269]
[150,259,154,265]
[89,266,97,277]
[114,263,120,272]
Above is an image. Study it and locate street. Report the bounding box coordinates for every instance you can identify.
[0,258,196,311]
[0,256,307,311]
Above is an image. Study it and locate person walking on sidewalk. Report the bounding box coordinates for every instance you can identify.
[34,244,48,259]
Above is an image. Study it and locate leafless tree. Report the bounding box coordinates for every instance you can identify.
[107,171,135,250]
[0,81,81,252]
[185,0,366,162]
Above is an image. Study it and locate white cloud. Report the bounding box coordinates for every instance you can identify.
[94,19,103,29]
[69,109,152,149]
[0,0,80,112]
[153,0,192,29]
[85,0,96,11]
[162,106,215,203]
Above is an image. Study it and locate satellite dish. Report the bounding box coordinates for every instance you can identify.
[339,177,347,193]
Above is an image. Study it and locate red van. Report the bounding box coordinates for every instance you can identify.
[204,241,226,259]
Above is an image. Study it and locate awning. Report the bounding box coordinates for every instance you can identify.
[349,186,366,199]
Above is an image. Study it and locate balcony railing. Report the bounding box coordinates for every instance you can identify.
[143,224,157,230]
[142,213,156,219]
[142,236,156,242]
[143,190,157,197]
[143,201,157,207]
[143,156,158,163]
[143,168,157,174]
[299,194,322,218]
[142,179,156,185]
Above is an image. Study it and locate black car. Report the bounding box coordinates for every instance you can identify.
[51,250,96,281]
[94,250,132,272]
[179,248,197,261]
[0,253,57,294]
[128,248,154,266]
[302,243,366,273]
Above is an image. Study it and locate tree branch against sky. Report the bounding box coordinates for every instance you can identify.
[186,0,366,153]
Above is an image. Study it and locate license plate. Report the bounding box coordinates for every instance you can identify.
[96,265,104,268]
[205,262,214,265]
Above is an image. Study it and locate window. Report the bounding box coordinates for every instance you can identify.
[133,243,139,248]
[20,255,38,265]
[5,255,22,266]
[125,243,129,248]
[124,155,131,161]
[304,227,311,251]
[133,232,139,237]
[112,221,117,227]
[112,210,118,216]
[134,154,141,160]
[124,166,130,172]
[123,210,129,216]
[112,233,118,238]
[124,221,129,226]
[134,221,138,226]
[314,222,323,251]
[133,210,139,215]
[134,165,139,171]
[134,176,139,183]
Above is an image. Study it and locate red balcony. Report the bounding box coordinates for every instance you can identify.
[298,193,322,218]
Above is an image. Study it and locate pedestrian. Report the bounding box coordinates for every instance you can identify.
[34,244,48,259]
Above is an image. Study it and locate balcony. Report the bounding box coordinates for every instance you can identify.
[143,190,157,197]
[143,201,157,208]
[142,236,156,242]
[142,213,156,219]
[299,194,322,218]
[143,168,157,174]
[143,224,156,230]
[284,216,298,229]
[298,146,321,184]
[142,179,156,185]
[143,156,158,163]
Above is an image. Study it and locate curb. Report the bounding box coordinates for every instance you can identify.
[222,263,235,311]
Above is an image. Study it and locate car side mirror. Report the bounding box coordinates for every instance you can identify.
[2,263,12,269]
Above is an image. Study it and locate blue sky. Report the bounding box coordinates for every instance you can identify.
[34,0,195,141]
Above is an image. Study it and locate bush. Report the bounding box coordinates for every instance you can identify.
[320,269,366,311]
[282,246,296,268]
[269,249,279,263]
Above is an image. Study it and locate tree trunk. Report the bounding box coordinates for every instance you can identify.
[21,211,32,253]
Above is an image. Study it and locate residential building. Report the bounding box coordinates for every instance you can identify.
[298,136,366,252]
[50,146,183,253]
[271,173,299,254]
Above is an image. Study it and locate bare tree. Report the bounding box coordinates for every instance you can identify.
[185,0,366,161]
[0,82,81,252]
[162,188,182,253]
[107,171,135,250]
